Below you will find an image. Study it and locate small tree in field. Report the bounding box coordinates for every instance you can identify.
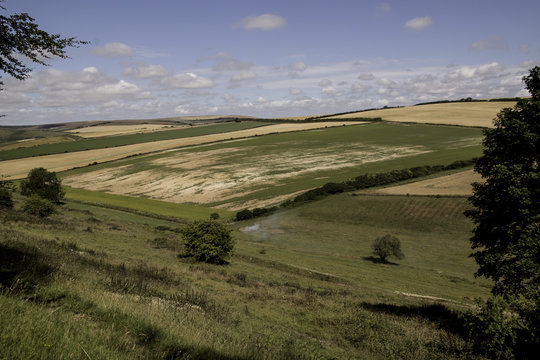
[372,234,404,263]
[180,220,234,264]
[20,167,64,203]
[0,176,14,208]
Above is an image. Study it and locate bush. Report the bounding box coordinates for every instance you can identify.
[0,177,14,208]
[22,196,56,217]
[372,234,404,263]
[20,167,65,203]
[209,212,220,220]
[180,220,234,264]
[463,297,524,359]
[236,209,253,221]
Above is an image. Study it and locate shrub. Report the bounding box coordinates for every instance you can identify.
[20,167,65,203]
[210,212,220,220]
[372,234,404,263]
[22,196,56,217]
[180,220,234,264]
[236,209,253,221]
[0,177,14,208]
[463,296,524,359]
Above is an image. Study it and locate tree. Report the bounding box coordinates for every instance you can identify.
[371,234,404,263]
[0,1,87,90]
[20,167,65,203]
[465,67,540,357]
[180,220,234,264]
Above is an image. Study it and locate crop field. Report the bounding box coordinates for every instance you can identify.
[0,121,358,179]
[0,121,270,161]
[326,101,515,127]
[61,122,483,209]
[376,169,481,196]
[67,124,184,138]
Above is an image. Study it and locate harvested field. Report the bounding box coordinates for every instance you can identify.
[375,169,482,196]
[0,121,359,179]
[67,124,183,138]
[327,101,515,127]
[63,142,428,209]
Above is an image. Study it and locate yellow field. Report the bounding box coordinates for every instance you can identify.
[328,101,515,127]
[0,135,79,150]
[0,121,360,180]
[375,169,482,196]
[67,124,184,138]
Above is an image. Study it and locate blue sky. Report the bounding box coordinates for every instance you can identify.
[1,0,539,124]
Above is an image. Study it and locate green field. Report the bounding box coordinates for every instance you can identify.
[61,122,484,209]
[0,121,270,161]
[0,191,488,359]
[65,187,234,221]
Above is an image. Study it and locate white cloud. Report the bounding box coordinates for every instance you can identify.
[90,42,133,57]
[237,14,286,30]
[318,79,332,87]
[289,61,307,72]
[404,16,433,32]
[289,88,302,95]
[230,71,256,82]
[469,36,505,51]
[161,73,214,89]
[122,62,168,79]
[358,73,375,81]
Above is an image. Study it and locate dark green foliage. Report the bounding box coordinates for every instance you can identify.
[236,209,253,221]
[465,67,540,357]
[463,297,524,360]
[20,167,65,203]
[0,2,87,90]
[22,196,55,217]
[180,220,234,264]
[0,177,13,208]
[372,234,404,263]
[209,212,220,220]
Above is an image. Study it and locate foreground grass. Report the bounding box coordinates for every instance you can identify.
[0,192,487,359]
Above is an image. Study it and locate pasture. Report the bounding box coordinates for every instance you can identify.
[67,123,184,138]
[0,191,488,359]
[62,122,484,209]
[327,101,515,127]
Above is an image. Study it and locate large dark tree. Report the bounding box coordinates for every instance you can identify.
[0,1,87,90]
[467,68,539,298]
[466,67,539,357]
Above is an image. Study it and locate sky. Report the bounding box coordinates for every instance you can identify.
[1,0,539,125]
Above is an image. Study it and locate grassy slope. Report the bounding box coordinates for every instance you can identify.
[0,121,270,161]
[0,192,487,359]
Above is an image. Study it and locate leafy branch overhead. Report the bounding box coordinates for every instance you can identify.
[0,1,87,89]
